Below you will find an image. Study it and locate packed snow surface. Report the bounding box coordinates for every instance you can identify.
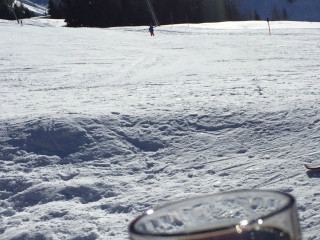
[0,19,320,240]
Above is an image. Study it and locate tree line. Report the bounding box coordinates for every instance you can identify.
[0,0,35,20]
[0,0,293,27]
[49,0,244,27]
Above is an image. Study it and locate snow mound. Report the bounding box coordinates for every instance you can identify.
[6,118,93,158]
[0,18,65,27]
[10,182,114,209]
[22,17,66,27]
[2,115,168,162]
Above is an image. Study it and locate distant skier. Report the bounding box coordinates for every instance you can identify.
[149,24,154,36]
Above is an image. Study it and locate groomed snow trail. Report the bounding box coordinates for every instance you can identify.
[0,19,320,240]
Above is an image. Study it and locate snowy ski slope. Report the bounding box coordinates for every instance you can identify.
[0,19,320,239]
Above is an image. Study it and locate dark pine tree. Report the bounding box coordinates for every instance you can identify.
[254,10,261,20]
[10,2,35,20]
[59,0,245,28]
[49,0,63,19]
[0,0,15,20]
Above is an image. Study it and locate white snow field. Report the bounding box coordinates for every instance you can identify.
[1,18,320,240]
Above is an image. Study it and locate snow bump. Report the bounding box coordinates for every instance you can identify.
[7,118,94,158]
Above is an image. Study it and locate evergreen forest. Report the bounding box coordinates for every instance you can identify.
[49,0,243,27]
[0,0,293,27]
[0,0,35,20]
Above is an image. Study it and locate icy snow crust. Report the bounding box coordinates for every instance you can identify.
[0,19,320,239]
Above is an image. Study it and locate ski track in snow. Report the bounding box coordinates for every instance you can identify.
[0,19,320,239]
